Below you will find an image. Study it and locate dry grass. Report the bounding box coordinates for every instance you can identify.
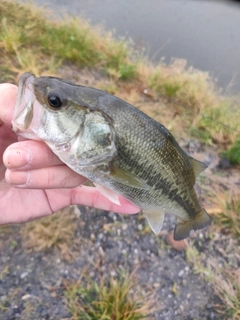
[214,269,240,319]
[212,192,240,238]
[20,206,81,260]
[64,269,155,320]
[186,237,240,319]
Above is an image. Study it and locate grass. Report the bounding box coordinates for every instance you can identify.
[0,1,138,81]
[20,206,81,260]
[213,193,240,238]
[214,269,240,320]
[223,138,240,165]
[1,0,240,150]
[186,237,240,319]
[64,270,154,320]
[205,188,240,238]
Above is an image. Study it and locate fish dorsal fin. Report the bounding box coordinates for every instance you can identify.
[94,183,120,205]
[174,208,212,241]
[110,165,149,190]
[189,156,207,177]
[143,210,165,234]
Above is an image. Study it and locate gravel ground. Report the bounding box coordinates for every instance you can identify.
[0,203,224,320]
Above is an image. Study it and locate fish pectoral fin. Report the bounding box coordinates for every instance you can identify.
[110,165,149,190]
[94,183,120,206]
[174,208,212,241]
[143,210,165,234]
[189,156,208,177]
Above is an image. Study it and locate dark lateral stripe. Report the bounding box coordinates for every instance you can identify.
[117,143,197,216]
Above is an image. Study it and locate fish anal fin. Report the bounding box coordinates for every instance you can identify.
[94,183,120,206]
[189,156,208,177]
[174,208,212,241]
[110,165,149,190]
[143,210,165,234]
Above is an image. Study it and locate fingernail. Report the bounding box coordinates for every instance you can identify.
[5,170,30,186]
[4,148,32,169]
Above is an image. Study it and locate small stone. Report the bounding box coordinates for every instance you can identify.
[218,158,231,169]
[22,294,31,300]
[178,270,184,277]
[110,270,116,277]
[134,248,138,254]
[122,224,128,230]
[138,224,143,231]
[50,292,57,298]
[98,233,103,240]
[206,303,213,309]
[90,233,96,241]
[99,246,105,257]
[20,272,28,279]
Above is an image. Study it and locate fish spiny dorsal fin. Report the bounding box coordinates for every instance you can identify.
[173,208,212,241]
[143,210,165,234]
[189,156,208,177]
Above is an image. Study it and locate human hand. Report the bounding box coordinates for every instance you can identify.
[0,83,140,225]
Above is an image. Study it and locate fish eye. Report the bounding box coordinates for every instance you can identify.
[47,93,63,109]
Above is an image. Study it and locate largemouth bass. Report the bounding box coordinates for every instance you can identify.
[12,72,212,240]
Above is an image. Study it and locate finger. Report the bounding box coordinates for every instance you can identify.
[0,84,18,126]
[70,185,141,214]
[5,165,87,189]
[45,185,141,215]
[3,140,63,170]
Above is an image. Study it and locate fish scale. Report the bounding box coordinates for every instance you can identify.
[12,72,212,240]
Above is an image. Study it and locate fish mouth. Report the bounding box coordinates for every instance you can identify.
[12,73,43,140]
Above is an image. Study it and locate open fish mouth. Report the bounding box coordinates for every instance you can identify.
[12,73,43,140]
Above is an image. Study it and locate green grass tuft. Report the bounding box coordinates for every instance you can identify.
[65,271,153,320]
[222,138,240,165]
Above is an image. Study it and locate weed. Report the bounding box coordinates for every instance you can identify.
[186,245,214,282]
[212,192,240,238]
[65,270,154,320]
[163,83,180,100]
[192,101,240,146]
[20,206,81,260]
[223,138,240,165]
[214,269,240,319]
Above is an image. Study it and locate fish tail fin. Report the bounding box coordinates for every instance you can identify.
[173,208,212,241]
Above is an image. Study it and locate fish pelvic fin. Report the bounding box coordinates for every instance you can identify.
[189,156,208,177]
[143,210,165,234]
[94,183,120,205]
[173,208,212,241]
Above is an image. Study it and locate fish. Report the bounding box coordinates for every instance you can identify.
[12,72,212,240]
